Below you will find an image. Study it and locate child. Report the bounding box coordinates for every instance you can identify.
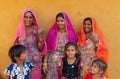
[60,42,81,79]
[4,45,34,79]
[83,59,107,79]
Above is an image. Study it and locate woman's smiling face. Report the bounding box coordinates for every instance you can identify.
[83,20,92,33]
[56,16,66,30]
[24,11,34,26]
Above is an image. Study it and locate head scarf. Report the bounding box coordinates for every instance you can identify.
[14,8,47,58]
[77,17,108,63]
[14,8,39,44]
[46,12,77,52]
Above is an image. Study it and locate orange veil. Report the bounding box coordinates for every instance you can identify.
[77,17,109,79]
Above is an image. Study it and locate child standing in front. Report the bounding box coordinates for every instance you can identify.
[83,59,107,79]
[60,42,81,79]
[4,45,34,79]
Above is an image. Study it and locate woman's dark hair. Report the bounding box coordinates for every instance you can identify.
[8,45,26,63]
[56,13,64,20]
[92,59,107,75]
[24,11,34,18]
[83,17,92,25]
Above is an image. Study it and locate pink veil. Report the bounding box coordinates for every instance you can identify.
[46,12,77,52]
[14,8,39,44]
[14,8,47,58]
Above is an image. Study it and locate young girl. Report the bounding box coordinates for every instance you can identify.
[60,42,81,79]
[83,59,107,79]
[4,45,33,79]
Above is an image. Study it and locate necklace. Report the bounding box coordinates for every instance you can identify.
[85,32,93,40]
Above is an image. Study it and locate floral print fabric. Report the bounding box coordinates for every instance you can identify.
[23,26,41,69]
[46,33,68,79]
[4,61,33,79]
[80,39,96,79]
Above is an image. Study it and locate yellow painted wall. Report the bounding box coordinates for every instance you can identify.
[0,0,120,79]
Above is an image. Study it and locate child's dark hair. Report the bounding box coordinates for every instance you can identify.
[64,42,78,52]
[56,12,64,20]
[92,59,107,75]
[8,45,26,63]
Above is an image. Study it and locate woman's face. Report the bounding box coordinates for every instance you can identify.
[83,20,92,33]
[56,16,66,30]
[24,11,34,26]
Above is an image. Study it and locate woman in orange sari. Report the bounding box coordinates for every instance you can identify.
[77,17,108,79]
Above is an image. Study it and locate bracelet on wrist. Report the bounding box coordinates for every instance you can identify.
[38,38,44,44]
[42,63,47,66]
[95,43,98,47]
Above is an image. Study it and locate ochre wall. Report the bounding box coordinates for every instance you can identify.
[0,0,120,79]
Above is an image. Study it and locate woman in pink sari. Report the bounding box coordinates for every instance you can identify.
[43,12,77,79]
[14,8,47,79]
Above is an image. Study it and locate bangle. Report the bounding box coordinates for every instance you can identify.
[95,43,98,47]
[43,63,47,66]
[38,38,44,44]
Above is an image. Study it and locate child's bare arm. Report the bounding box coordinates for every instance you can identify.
[60,59,63,76]
[5,75,10,79]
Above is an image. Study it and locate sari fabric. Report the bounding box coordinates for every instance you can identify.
[46,12,77,79]
[77,17,108,79]
[83,73,106,79]
[14,8,47,79]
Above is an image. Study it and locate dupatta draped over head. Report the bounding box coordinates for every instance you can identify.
[46,12,77,53]
[77,17,108,63]
[14,8,40,42]
[14,8,47,57]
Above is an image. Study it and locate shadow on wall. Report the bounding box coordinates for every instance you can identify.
[0,72,3,79]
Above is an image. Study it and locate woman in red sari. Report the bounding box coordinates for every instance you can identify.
[77,17,108,79]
